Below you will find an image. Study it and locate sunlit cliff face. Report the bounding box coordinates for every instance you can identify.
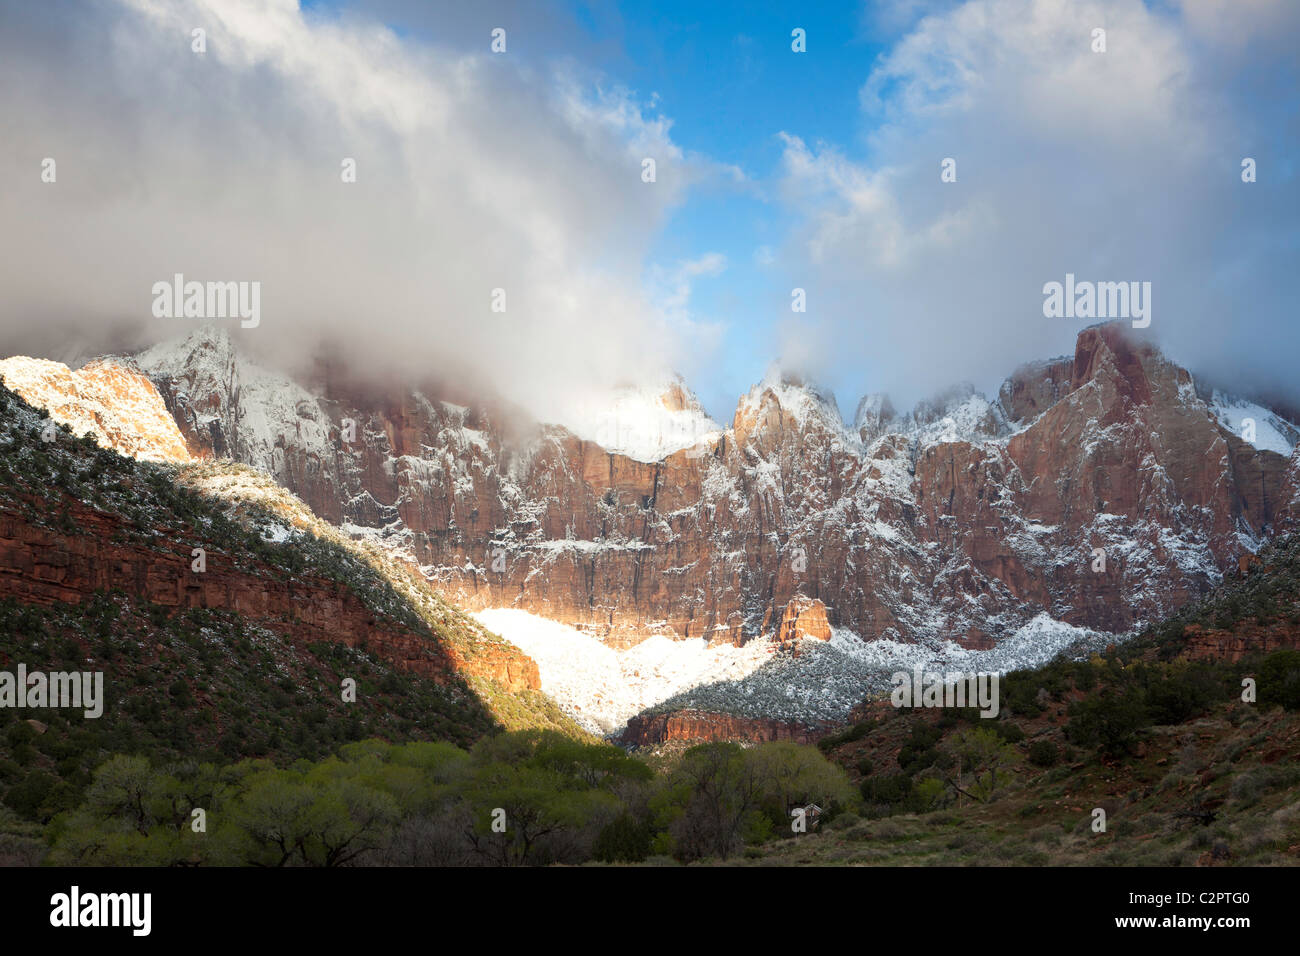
[0,356,192,464]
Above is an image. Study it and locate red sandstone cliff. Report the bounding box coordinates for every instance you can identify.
[125,323,1291,651]
[6,321,1297,743]
[0,493,461,679]
[1180,621,1300,663]
[620,709,828,747]
[1,494,541,694]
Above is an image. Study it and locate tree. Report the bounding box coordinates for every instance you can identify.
[1028,740,1060,768]
[300,779,400,866]
[944,728,1017,803]
[1065,689,1149,759]
[1258,650,1300,711]
[652,743,764,862]
[46,757,215,865]
[80,755,162,835]
[229,770,319,866]
[593,812,653,863]
[464,763,612,866]
[747,741,856,830]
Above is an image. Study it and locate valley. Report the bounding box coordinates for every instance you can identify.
[2,319,1300,868]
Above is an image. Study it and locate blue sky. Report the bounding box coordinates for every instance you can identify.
[609,1,890,419]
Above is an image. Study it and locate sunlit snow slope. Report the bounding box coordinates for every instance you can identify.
[473,608,774,735]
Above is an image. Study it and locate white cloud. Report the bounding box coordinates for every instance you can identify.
[0,0,723,423]
[774,0,1300,409]
[862,0,964,38]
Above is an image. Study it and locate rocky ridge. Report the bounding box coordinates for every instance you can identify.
[6,321,1300,739]
[124,323,1297,654]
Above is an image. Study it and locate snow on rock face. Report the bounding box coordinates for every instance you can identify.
[997,356,1075,424]
[474,608,775,734]
[854,393,897,443]
[123,322,1297,654]
[1206,389,1300,456]
[0,355,191,463]
[853,385,1008,450]
[735,369,848,440]
[1281,447,1300,532]
[560,376,722,463]
[137,326,334,475]
[641,613,1114,725]
[897,386,1011,448]
[226,357,334,479]
[136,327,240,457]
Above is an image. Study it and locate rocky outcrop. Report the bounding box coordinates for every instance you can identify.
[447,641,540,694]
[0,356,191,463]
[774,595,832,651]
[1002,324,1290,631]
[1276,445,1300,531]
[1180,622,1300,663]
[620,709,828,746]
[998,356,1075,423]
[12,322,1295,668]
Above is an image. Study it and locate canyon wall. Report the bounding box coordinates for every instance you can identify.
[130,323,1292,651]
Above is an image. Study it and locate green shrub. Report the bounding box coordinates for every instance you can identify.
[995,722,1026,744]
[1065,689,1149,759]
[1144,665,1220,724]
[817,719,877,753]
[2,771,71,822]
[595,816,655,868]
[1257,650,1300,711]
[1028,740,1059,768]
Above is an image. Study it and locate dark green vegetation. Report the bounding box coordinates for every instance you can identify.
[0,593,495,851]
[31,732,852,866]
[742,687,1300,866]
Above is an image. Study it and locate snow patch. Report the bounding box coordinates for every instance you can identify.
[472,608,775,735]
[1207,390,1299,456]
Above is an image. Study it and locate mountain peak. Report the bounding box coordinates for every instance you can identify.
[731,373,849,457]
[136,324,237,382]
[739,368,843,424]
[853,393,897,443]
[565,377,722,463]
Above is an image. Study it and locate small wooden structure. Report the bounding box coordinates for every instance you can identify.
[790,803,824,829]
